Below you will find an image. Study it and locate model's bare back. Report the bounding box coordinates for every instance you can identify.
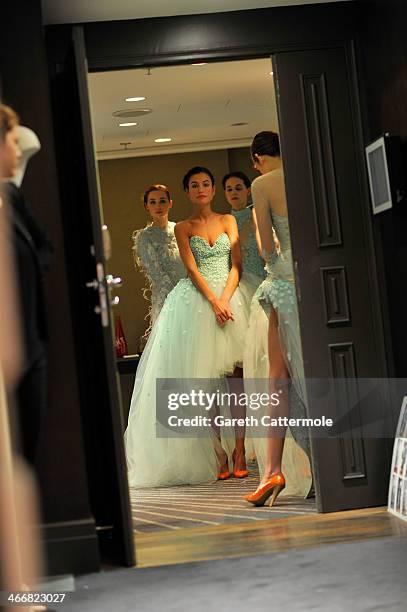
[265,169,288,218]
[252,169,288,258]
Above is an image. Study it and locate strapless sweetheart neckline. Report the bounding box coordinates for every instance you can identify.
[189,232,228,248]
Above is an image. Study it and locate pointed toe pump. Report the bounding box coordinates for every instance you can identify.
[244,473,285,507]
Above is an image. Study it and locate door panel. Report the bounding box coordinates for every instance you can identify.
[55,27,135,564]
[273,47,390,511]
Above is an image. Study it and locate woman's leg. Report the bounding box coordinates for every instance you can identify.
[228,366,247,474]
[210,404,230,477]
[261,306,290,484]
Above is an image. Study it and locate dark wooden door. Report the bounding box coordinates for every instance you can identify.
[55,27,135,564]
[273,47,391,511]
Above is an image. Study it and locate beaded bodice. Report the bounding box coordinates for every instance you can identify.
[231,206,265,279]
[265,213,294,281]
[272,213,291,252]
[189,233,231,282]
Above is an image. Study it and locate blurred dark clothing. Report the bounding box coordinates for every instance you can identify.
[16,346,47,464]
[5,182,52,363]
[5,182,53,464]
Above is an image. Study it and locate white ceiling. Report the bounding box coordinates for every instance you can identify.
[89,58,278,159]
[60,0,350,159]
[42,0,352,25]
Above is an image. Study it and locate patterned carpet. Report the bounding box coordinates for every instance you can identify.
[130,463,316,533]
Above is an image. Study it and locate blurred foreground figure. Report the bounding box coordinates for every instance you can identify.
[3,112,52,465]
[0,103,45,611]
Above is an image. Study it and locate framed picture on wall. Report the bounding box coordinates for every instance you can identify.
[388,397,407,521]
[365,134,403,215]
[365,136,393,214]
[396,396,407,439]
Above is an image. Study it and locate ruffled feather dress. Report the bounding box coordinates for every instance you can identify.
[132,222,185,337]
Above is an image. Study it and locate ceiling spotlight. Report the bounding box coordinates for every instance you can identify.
[269,71,274,76]
[154,137,172,143]
[119,122,138,127]
[125,96,146,102]
[191,63,207,66]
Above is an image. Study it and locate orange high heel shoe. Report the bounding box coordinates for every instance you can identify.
[217,469,231,480]
[244,473,285,506]
[232,448,248,478]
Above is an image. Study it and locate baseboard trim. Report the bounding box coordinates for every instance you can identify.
[41,518,100,575]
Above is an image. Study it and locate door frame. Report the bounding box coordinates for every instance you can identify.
[65,6,389,385]
[72,26,135,566]
[45,2,391,562]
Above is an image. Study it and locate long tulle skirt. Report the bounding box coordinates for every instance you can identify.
[125,276,249,488]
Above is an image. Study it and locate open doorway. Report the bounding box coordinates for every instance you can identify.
[86,57,316,540]
[46,10,392,570]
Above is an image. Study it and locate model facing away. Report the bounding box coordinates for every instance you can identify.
[244,131,312,505]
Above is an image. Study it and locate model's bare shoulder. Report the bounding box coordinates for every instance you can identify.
[222,213,238,235]
[251,173,269,191]
[221,212,236,225]
[174,220,190,238]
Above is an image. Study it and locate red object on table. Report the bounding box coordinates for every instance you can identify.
[115,315,128,357]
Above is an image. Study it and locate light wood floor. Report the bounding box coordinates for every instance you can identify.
[134,506,407,568]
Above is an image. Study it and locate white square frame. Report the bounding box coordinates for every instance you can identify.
[365,136,393,215]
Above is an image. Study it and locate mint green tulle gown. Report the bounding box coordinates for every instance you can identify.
[231,205,266,299]
[125,233,249,488]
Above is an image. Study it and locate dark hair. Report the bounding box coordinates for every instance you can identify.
[250,131,280,159]
[182,166,215,190]
[0,104,19,141]
[143,184,171,206]
[222,171,251,189]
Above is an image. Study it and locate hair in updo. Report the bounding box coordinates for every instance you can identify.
[182,166,215,191]
[222,171,251,189]
[250,131,280,159]
[143,184,171,206]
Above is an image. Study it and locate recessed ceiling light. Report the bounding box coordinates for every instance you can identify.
[119,122,138,127]
[125,96,146,102]
[269,71,274,76]
[191,63,207,66]
[154,137,172,143]
[230,122,249,127]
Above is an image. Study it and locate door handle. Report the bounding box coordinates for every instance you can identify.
[85,266,122,325]
[86,279,99,290]
[85,274,123,291]
[106,274,123,288]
